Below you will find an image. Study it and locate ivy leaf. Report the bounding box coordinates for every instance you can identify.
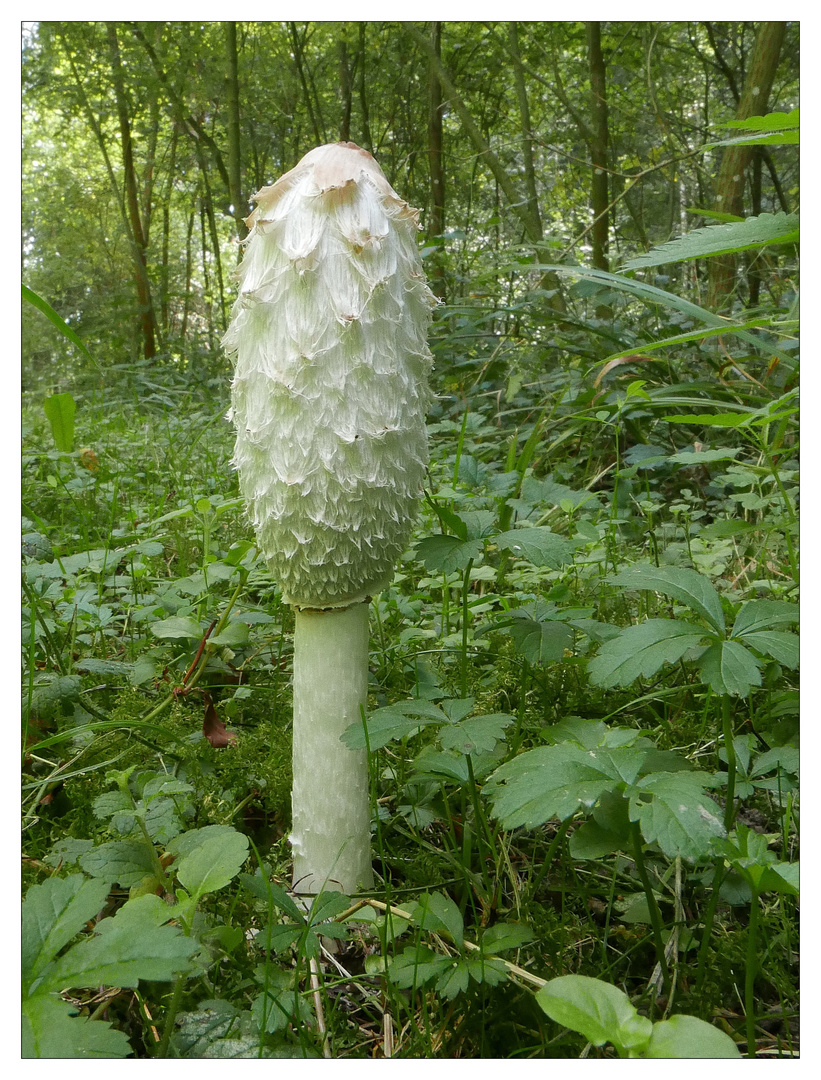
[486,743,646,829]
[630,772,725,861]
[697,640,762,697]
[587,619,708,689]
[606,566,725,633]
[495,527,574,568]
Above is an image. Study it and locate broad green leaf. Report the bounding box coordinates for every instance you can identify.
[739,630,798,669]
[43,392,76,452]
[150,615,205,640]
[724,108,799,132]
[630,772,725,861]
[731,599,799,636]
[756,862,799,896]
[23,284,97,365]
[569,817,627,860]
[173,827,249,899]
[438,712,514,755]
[495,527,574,568]
[480,922,535,955]
[415,534,484,573]
[22,874,111,988]
[587,619,708,689]
[698,640,762,697]
[342,700,445,750]
[622,213,799,270]
[645,1014,741,1058]
[209,621,250,646]
[486,742,646,829]
[606,566,725,633]
[412,746,471,784]
[502,615,574,665]
[409,891,464,949]
[22,994,131,1059]
[536,975,653,1055]
[38,894,198,993]
[79,840,159,888]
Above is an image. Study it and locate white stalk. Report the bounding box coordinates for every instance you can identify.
[290,603,373,894]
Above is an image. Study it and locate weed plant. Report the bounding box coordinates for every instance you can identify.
[23,227,798,1057]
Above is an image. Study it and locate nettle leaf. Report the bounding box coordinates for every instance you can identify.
[438,712,515,756]
[587,619,708,689]
[38,893,198,994]
[79,840,159,888]
[622,212,799,270]
[342,699,445,750]
[495,527,574,568]
[536,975,653,1056]
[631,772,725,861]
[645,1014,741,1058]
[731,599,799,636]
[23,994,132,1059]
[739,630,798,669]
[22,874,112,989]
[415,534,484,573]
[698,640,762,697]
[486,743,646,829]
[171,826,249,899]
[607,566,725,633]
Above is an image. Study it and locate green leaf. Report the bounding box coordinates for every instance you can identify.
[698,640,762,697]
[731,599,799,636]
[630,772,725,861]
[22,994,132,1059]
[23,284,97,365]
[43,393,76,453]
[587,619,708,689]
[499,615,575,665]
[209,621,250,646]
[645,1014,741,1058]
[438,712,515,756]
[22,874,112,988]
[622,213,799,270]
[409,892,465,950]
[74,657,134,677]
[495,527,574,568]
[480,922,535,955]
[38,893,198,993]
[724,108,799,132]
[668,448,741,465]
[486,742,646,829]
[415,534,484,572]
[387,945,453,991]
[536,975,653,1055]
[606,566,725,633]
[739,630,798,669]
[342,700,445,750]
[172,826,249,899]
[79,840,159,888]
[150,616,205,640]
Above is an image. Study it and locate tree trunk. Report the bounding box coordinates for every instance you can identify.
[357,24,373,153]
[339,29,352,142]
[289,22,323,145]
[508,23,542,242]
[426,22,446,298]
[225,22,248,245]
[106,23,157,358]
[707,22,786,309]
[586,22,610,274]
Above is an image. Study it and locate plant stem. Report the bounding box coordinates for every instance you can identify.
[721,695,737,832]
[630,822,670,996]
[745,886,761,1057]
[695,857,728,996]
[460,559,474,698]
[156,975,185,1057]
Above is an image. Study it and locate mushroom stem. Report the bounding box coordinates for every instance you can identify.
[289,601,374,895]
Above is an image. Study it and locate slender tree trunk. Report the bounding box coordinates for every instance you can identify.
[289,22,323,145]
[707,22,786,309]
[426,22,446,299]
[106,23,157,358]
[181,203,196,343]
[160,123,179,334]
[586,22,610,274]
[225,21,247,244]
[508,23,542,241]
[357,24,373,153]
[339,29,352,142]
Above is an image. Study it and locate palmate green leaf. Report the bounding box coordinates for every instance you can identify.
[645,1014,741,1058]
[630,772,725,862]
[622,213,798,270]
[495,527,574,568]
[698,640,762,697]
[37,893,198,994]
[739,630,798,669]
[731,599,799,636]
[536,975,653,1055]
[415,534,485,573]
[587,619,708,689]
[22,994,132,1059]
[387,945,453,991]
[606,566,725,633]
[498,613,574,665]
[22,874,112,989]
[342,699,445,750]
[439,712,515,755]
[486,742,646,829]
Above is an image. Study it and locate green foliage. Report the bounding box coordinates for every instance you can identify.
[623,213,799,270]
